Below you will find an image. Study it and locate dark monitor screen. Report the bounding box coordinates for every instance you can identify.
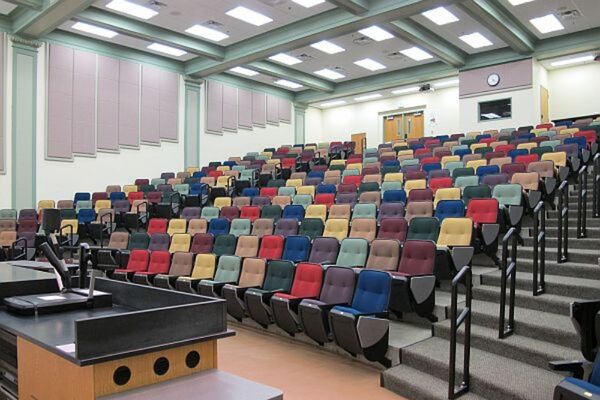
[479,98,512,121]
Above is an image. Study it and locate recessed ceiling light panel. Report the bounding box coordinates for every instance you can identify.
[269,53,302,65]
[292,0,325,8]
[530,14,564,34]
[391,86,420,95]
[400,47,433,61]
[459,32,493,48]
[314,68,345,80]
[147,43,187,57]
[72,22,118,38]
[550,55,595,67]
[354,58,386,71]
[226,6,273,26]
[229,66,259,76]
[358,26,394,41]
[422,6,459,25]
[185,24,229,42]
[320,100,347,107]
[508,0,534,5]
[106,0,158,19]
[275,79,303,89]
[355,93,382,101]
[310,40,345,54]
[434,79,459,88]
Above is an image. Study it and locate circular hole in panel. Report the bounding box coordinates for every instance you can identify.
[153,357,170,376]
[113,366,131,386]
[185,351,201,368]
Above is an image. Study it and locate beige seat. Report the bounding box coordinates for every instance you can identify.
[0,231,17,247]
[234,235,259,258]
[328,204,351,220]
[527,161,555,179]
[405,201,433,223]
[188,219,208,236]
[349,218,376,242]
[233,197,251,209]
[272,196,291,208]
[358,191,381,208]
[511,172,539,191]
[106,232,129,250]
[251,219,274,238]
[365,239,401,271]
[236,258,266,287]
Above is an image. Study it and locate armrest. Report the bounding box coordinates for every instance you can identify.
[548,361,585,379]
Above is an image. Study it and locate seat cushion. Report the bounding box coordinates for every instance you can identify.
[332,306,362,316]
[563,377,600,395]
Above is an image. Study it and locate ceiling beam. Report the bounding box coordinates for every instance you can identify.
[75,8,225,61]
[457,0,535,54]
[184,0,462,76]
[328,0,369,15]
[3,0,42,10]
[13,0,96,38]
[247,61,335,92]
[383,19,467,68]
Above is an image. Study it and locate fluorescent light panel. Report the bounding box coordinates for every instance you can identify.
[354,58,386,71]
[421,6,459,25]
[226,6,272,26]
[72,22,118,38]
[459,32,493,48]
[229,66,259,76]
[314,68,345,80]
[355,93,382,101]
[106,0,158,19]
[358,26,394,41]
[392,86,420,95]
[310,40,345,54]
[292,0,325,7]
[434,79,459,88]
[401,46,433,61]
[185,24,229,42]
[269,53,302,65]
[320,100,346,107]
[530,14,564,34]
[550,55,595,67]
[147,43,187,57]
[508,0,534,5]
[275,79,303,89]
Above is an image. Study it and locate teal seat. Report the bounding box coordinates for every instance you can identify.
[352,203,377,220]
[335,238,369,268]
[174,184,189,196]
[229,219,251,237]
[76,200,93,213]
[454,175,479,191]
[201,207,219,222]
[204,255,241,284]
[246,260,295,295]
[363,157,378,165]
[292,194,313,209]
[0,209,17,220]
[239,169,256,182]
[401,158,419,168]
[278,186,296,197]
[452,145,468,154]
[342,169,360,177]
[151,178,165,187]
[445,161,464,176]
[381,181,402,196]
[492,183,523,208]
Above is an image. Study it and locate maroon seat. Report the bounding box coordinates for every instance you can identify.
[190,233,214,254]
[220,206,240,222]
[408,188,433,202]
[377,218,408,242]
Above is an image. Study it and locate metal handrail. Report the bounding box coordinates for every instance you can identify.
[593,153,599,218]
[577,166,588,238]
[557,180,569,263]
[532,201,546,296]
[98,212,114,247]
[448,266,472,400]
[499,227,517,339]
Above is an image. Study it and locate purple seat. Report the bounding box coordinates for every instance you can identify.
[404,171,426,181]
[274,218,298,237]
[501,163,526,179]
[304,177,322,186]
[555,144,579,158]
[482,173,509,188]
[113,200,131,214]
[378,202,405,222]
[251,196,271,207]
[148,233,170,252]
[220,206,239,222]
[428,169,450,179]
[18,209,37,222]
[308,237,340,264]
[335,193,358,207]
[181,207,201,221]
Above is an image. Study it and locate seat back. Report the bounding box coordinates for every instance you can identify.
[214,255,242,283]
[407,217,440,242]
[308,237,340,264]
[288,263,323,298]
[319,266,356,304]
[258,235,285,259]
[511,172,539,191]
[262,260,295,291]
[167,219,187,236]
[190,254,216,279]
[261,205,282,221]
[234,235,259,258]
[128,232,150,250]
[208,218,230,236]
[352,203,376,220]
[126,249,149,272]
[238,258,266,287]
[148,251,171,274]
[351,270,391,314]
[188,219,208,236]
[282,205,305,221]
[148,233,171,252]
[229,218,251,237]
[437,218,473,246]
[435,200,465,222]
[527,160,555,179]
[492,183,523,206]
[213,234,237,256]
[190,233,213,254]
[169,233,191,253]
[282,235,311,262]
[377,218,408,242]
[168,252,194,276]
[349,218,376,242]
[405,201,433,223]
[147,218,168,235]
[397,240,436,275]
[366,239,400,271]
[336,238,368,268]
[107,232,129,249]
[323,218,349,241]
[251,218,274,238]
[274,218,299,237]
[328,204,351,220]
[467,199,499,224]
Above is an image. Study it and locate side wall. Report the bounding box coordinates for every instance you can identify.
[547,62,600,120]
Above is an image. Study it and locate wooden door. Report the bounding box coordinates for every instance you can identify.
[540,86,549,124]
[351,133,366,154]
[405,112,425,139]
[384,116,399,143]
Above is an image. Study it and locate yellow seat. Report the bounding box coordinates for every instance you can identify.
[186,167,200,174]
[396,149,413,157]
[404,179,426,194]
[437,218,473,247]
[123,185,137,195]
[384,172,403,182]
[433,188,461,208]
[216,176,232,188]
[286,179,303,188]
[297,186,316,196]
[330,159,346,166]
[181,254,216,281]
[466,131,481,138]
[216,165,230,172]
[441,155,460,168]
[489,157,512,169]
[323,218,349,241]
[213,197,232,209]
[517,142,537,152]
[346,163,362,173]
[262,151,273,159]
[60,219,78,235]
[305,205,327,222]
[37,200,55,212]
[466,159,487,171]
[530,128,547,136]
[95,200,111,213]
[490,141,508,149]
[470,143,487,152]
[541,152,567,168]
[559,128,579,136]
[167,219,187,236]
[169,233,191,253]
[267,159,280,165]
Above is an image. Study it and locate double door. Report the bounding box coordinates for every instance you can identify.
[384,111,424,142]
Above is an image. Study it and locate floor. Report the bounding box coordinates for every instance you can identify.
[219,325,405,400]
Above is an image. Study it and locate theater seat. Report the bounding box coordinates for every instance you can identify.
[366,239,400,271]
[308,237,340,264]
[282,235,311,263]
[154,252,194,289]
[377,218,408,242]
[132,251,171,285]
[197,255,242,297]
[175,254,216,293]
[436,217,474,280]
[234,235,259,258]
[223,258,267,321]
[298,218,324,240]
[467,198,501,265]
[213,234,237,256]
[258,235,284,260]
[335,238,368,268]
[329,270,392,365]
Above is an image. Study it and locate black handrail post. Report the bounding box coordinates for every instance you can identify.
[577,166,588,238]
[556,180,569,263]
[532,201,546,296]
[593,154,599,218]
[448,266,472,400]
[499,227,517,339]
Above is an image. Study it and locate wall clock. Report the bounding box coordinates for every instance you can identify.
[487,73,501,87]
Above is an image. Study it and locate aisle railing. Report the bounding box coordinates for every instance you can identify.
[556,180,569,263]
[499,227,517,339]
[532,201,546,296]
[448,266,472,400]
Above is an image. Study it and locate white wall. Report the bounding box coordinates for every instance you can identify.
[532,59,549,124]
[548,62,600,120]
[198,82,295,165]
[0,35,12,209]
[305,106,323,144]
[307,87,459,148]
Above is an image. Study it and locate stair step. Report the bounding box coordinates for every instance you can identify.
[468,299,579,349]
[522,236,600,250]
[472,284,579,315]
[511,246,600,264]
[526,227,600,239]
[381,364,487,400]
[398,337,563,400]
[545,218,600,227]
[481,270,600,301]
[513,257,600,280]
[434,320,580,370]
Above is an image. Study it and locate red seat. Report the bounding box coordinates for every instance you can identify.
[467,199,499,226]
[282,158,296,169]
[342,175,361,186]
[337,183,357,194]
[147,218,167,235]
[260,187,277,199]
[514,154,539,167]
[115,249,148,273]
[315,193,335,209]
[429,177,452,194]
[574,130,597,148]
[414,148,430,157]
[258,235,284,260]
[240,206,261,222]
[485,151,506,161]
[536,123,553,130]
[128,192,144,204]
[220,206,240,221]
[420,157,440,165]
[135,178,149,186]
[137,251,171,275]
[209,171,223,179]
[495,144,516,154]
[408,188,433,202]
[274,263,323,300]
[480,138,495,145]
[190,233,214,254]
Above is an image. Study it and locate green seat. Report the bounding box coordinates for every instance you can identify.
[232,165,246,172]
[452,167,475,181]
[201,207,220,222]
[246,260,295,295]
[539,131,556,139]
[454,175,479,191]
[239,169,256,182]
[128,232,150,250]
[352,203,377,220]
[407,217,440,242]
[59,209,77,220]
[204,255,241,284]
[474,147,492,155]
[278,187,296,197]
[381,166,400,175]
[174,184,190,196]
[492,184,523,208]
[459,138,476,147]
[329,164,345,172]
[151,178,165,187]
[0,209,17,220]
[451,145,468,154]
[292,194,313,209]
[543,140,561,150]
[462,185,492,205]
[358,182,379,194]
[298,218,324,240]
[531,146,553,157]
[335,238,368,268]
[363,157,378,165]
[268,179,286,188]
[161,191,179,203]
[75,200,93,213]
[139,184,155,194]
[401,159,419,168]
[213,234,237,256]
[365,147,378,154]
[445,161,464,176]
[381,181,402,195]
[261,205,282,222]
[229,219,251,237]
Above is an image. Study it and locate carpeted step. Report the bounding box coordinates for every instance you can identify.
[398,337,564,400]
[472,285,578,315]
[526,226,600,239]
[522,236,600,250]
[506,246,600,264]
[544,218,600,228]
[516,257,600,280]
[468,299,579,349]
[381,364,487,400]
[433,319,581,369]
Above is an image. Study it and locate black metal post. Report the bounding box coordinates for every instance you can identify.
[577,166,588,238]
[448,266,472,400]
[556,180,569,263]
[532,201,546,296]
[593,154,599,218]
[499,227,517,339]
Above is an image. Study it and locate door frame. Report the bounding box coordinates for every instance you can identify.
[379,105,426,143]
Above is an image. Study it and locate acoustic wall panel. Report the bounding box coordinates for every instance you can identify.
[252,91,266,128]
[140,64,161,144]
[266,94,279,126]
[47,44,74,159]
[278,98,291,124]
[222,85,238,132]
[0,33,4,173]
[97,55,120,152]
[118,59,140,148]
[159,69,179,141]
[238,88,252,130]
[206,80,223,134]
[72,49,96,155]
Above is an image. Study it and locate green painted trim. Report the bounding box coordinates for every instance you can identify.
[0,15,12,33]
[3,0,43,10]
[184,81,201,168]
[328,0,369,15]
[208,73,295,101]
[75,8,224,60]
[248,60,335,92]
[44,30,184,73]
[13,0,96,38]
[11,39,38,208]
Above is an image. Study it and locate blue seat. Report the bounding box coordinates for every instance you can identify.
[454,148,471,159]
[242,187,260,198]
[223,161,237,167]
[329,270,392,365]
[282,235,311,263]
[189,183,209,196]
[382,190,406,204]
[508,149,528,160]
[74,192,90,204]
[208,218,230,237]
[109,191,126,203]
[434,200,465,222]
[476,134,491,141]
[422,162,441,175]
[565,136,586,150]
[192,171,206,178]
[308,171,325,179]
[77,208,96,224]
[382,160,400,168]
[476,165,500,178]
[316,184,336,194]
[409,143,424,151]
[282,205,305,222]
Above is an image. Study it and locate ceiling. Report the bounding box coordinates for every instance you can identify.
[5,0,600,103]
